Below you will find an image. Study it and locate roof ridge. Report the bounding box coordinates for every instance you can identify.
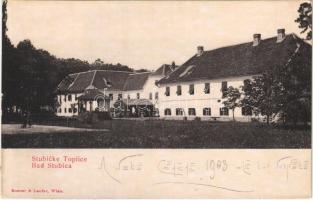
[68,69,134,76]
[94,69,134,73]
[68,73,80,90]
[201,34,294,55]
[130,72,151,75]
[88,70,97,88]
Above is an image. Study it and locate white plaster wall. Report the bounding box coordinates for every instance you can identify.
[56,93,82,117]
[104,90,123,108]
[158,76,255,121]
[122,75,163,111]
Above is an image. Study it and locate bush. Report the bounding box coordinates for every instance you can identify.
[96,111,112,120]
[194,117,201,121]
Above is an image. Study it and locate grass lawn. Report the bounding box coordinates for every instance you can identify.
[2,119,311,148]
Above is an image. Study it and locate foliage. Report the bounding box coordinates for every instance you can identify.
[2,120,311,148]
[241,74,280,124]
[1,1,146,118]
[295,2,312,40]
[222,86,241,121]
[241,44,311,125]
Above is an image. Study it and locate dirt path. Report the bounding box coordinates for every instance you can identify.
[1,124,109,134]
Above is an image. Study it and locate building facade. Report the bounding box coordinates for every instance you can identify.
[56,29,311,121]
[56,64,176,117]
[157,29,311,121]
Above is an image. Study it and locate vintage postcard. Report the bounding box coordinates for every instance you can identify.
[1,0,311,199]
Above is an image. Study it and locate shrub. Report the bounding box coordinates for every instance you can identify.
[194,117,201,121]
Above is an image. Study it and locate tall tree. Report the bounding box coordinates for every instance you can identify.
[295,2,312,40]
[222,86,241,121]
[242,42,311,125]
[241,73,280,124]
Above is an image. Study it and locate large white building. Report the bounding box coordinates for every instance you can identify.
[56,29,311,121]
[56,64,176,117]
[156,29,311,121]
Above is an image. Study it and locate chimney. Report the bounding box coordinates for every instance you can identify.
[252,34,261,46]
[277,29,286,43]
[197,46,204,56]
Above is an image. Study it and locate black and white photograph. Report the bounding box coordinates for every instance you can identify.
[1,1,312,199]
[1,0,311,149]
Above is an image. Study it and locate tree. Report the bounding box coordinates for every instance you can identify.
[241,73,280,125]
[242,46,311,125]
[222,86,241,121]
[295,2,312,40]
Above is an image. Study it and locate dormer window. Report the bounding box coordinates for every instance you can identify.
[137,93,140,99]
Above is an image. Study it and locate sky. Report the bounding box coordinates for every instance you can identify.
[7,1,305,70]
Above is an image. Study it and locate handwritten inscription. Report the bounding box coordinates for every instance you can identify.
[96,154,310,193]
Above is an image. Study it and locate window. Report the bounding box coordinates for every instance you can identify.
[75,94,78,101]
[73,108,77,113]
[155,92,159,100]
[64,108,67,113]
[165,87,170,96]
[204,83,210,94]
[188,108,196,116]
[69,108,72,113]
[189,84,194,95]
[176,85,182,96]
[176,108,184,116]
[58,108,61,113]
[127,94,130,100]
[64,95,67,102]
[203,108,211,116]
[220,107,229,116]
[68,94,72,101]
[118,94,122,100]
[59,96,62,103]
[242,106,252,116]
[221,81,228,92]
[243,79,251,91]
[109,93,113,100]
[137,93,140,99]
[149,93,153,100]
[243,79,250,86]
[164,108,171,116]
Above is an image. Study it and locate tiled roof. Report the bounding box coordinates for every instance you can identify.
[68,71,95,93]
[57,70,132,93]
[77,89,109,101]
[152,64,177,76]
[56,74,78,93]
[93,70,131,90]
[119,99,153,106]
[158,34,311,84]
[122,72,151,91]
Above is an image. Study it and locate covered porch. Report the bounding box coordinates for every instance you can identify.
[77,90,111,113]
[113,99,155,118]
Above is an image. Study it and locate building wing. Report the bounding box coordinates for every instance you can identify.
[123,72,151,91]
[158,34,311,85]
